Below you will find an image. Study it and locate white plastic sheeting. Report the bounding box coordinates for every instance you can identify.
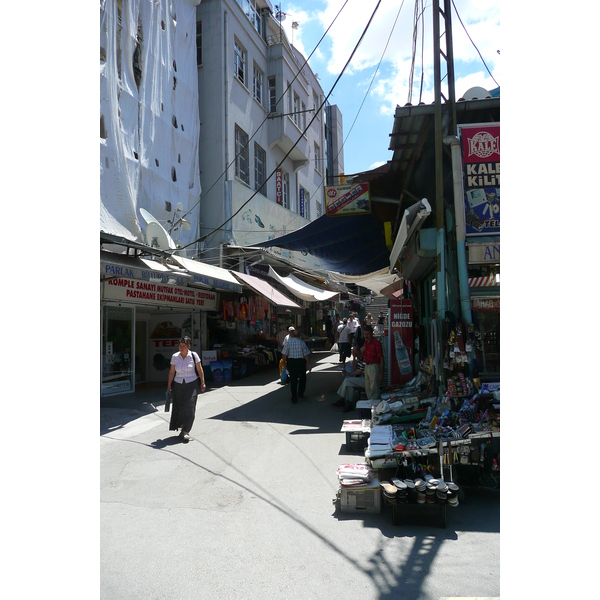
[100,0,202,250]
[326,267,402,297]
[267,267,338,302]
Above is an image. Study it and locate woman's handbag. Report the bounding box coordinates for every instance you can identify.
[192,351,204,391]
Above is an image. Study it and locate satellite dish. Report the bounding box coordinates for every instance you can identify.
[275,11,286,21]
[462,86,491,101]
[146,221,177,250]
[180,219,191,230]
[139,208,160,225]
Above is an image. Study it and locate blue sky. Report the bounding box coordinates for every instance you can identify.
[276,0,500,176]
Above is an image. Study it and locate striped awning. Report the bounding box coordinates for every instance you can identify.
[469,276,499,287]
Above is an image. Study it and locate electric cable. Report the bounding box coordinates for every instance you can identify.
[171,1,349,234]
[181,0,383,251]
[450,0,499,88]
[322,0,405,190]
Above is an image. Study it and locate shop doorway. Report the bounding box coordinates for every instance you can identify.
[135,319,148,383]
[102,305,134,395]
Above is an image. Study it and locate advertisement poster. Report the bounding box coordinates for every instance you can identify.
[459,123,500,236]
[299,187,305,218]
[149,314,201,380]
[389,298,414,385]
[325,182,370,216]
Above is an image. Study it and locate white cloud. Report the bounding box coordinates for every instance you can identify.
[292,0,500,113]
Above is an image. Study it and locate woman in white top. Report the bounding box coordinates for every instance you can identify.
[167,336,206,441]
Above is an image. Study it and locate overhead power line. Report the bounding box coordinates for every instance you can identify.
[451,0,500,88]
[173,1,350,235]
[181,0,383,252]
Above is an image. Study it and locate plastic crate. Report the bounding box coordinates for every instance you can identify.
[340,479,381,514]
[346,430,370,452]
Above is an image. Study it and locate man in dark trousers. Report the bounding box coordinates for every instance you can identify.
[281,327,312,404]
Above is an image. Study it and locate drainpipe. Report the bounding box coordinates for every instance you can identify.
[444,135,472,325]
[224,11,229,180]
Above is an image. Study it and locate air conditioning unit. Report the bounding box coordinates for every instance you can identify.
[398,228,436,281]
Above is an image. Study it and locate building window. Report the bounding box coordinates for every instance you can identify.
[316,201,323,218]
[234,40,246,86]
[282,171,290,209]
[253,63,263,105]
[287,83,292,115]
[313,91,320,118]
[196,21,202,65]
[254,143,266,193]
[235,125,249,184]
[314,143,321,173]
[301,101,306,130]
[268,77,277,114]
[293,92,300,127]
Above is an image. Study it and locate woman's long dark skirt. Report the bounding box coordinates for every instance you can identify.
[169,380,198,433]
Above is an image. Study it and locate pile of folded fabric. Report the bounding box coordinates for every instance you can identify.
[336,463,374,487]
[364,425,394,460]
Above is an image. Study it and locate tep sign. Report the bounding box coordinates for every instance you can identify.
[325,182,370,216]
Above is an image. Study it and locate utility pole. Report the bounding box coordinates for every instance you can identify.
[432,0,457,392]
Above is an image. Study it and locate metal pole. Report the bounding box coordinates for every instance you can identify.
[445,135,472,325]
[433,0,445,393]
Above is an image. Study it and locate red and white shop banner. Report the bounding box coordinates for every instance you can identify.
[325,182,370,216]
[458,122,500,236]
[389,298,414,385]
[103,277,217,311]
[471,297,500,312]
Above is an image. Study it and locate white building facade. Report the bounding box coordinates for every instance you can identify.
[195,0,343,271]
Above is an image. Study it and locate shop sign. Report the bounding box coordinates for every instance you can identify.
[468,241,500,264]
[103,277,217,311]
[471,296,500,312]
[458,123,500,236]
[389,298,414,385]
[275,169,283,205]
[325,182,370,216]
[299,187,305,218]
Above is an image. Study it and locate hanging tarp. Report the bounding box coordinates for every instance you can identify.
[326,267,402,297]
[267,267,338,302]
[252,214,390,275]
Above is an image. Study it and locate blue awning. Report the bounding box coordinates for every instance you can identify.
[251,214,390,275]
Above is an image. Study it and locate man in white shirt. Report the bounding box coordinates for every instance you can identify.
[281,328,312,403]
[337,318,351,365]
[347,313,357,346]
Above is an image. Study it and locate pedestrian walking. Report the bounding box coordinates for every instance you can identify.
[281,327,312,404]
[166,336,206,441]
[337,317,351,364]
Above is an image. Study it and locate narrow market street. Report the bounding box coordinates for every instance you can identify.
[101,351,499,600]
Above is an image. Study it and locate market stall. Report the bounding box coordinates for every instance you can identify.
[333,368,500,526]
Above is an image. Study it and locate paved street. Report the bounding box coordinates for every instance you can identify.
[101,351,499,600]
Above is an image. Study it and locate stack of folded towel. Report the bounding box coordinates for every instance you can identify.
[336,463,374,487]
[365,425,394,459]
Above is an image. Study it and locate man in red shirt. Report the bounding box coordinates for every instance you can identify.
[360,325,384,399]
